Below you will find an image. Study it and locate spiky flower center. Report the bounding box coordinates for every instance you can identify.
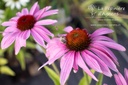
[17,15,36,31]
[66,28,90,51]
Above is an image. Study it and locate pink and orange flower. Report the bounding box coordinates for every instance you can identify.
[39,26,126,85]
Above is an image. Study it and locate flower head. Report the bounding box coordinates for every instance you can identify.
[38,26,126,85]
[114,68,128,85]
[3,0,29,9]
[1,2,58,55]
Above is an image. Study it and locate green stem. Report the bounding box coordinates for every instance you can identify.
[51,63,59,75]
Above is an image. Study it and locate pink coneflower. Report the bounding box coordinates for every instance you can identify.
[114,68,128,85]
[1,2,58,55]
[38,26,126,85]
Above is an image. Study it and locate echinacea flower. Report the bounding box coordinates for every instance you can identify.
[114,68,128,85]
[1,2,58,55]
[38,26,126,85]
[3,0,29,9]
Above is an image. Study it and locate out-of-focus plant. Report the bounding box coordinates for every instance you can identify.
[0,57,15,76]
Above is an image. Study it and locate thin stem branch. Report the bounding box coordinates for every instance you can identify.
[51,63,59,75]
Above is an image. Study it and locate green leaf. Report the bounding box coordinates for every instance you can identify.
[79,75,88,85]
[0,49,5,56]
[0,57,8,65]
[96,73,103,85]
[0,66,15,76]
[26,41,36,49]
[16,50,26,70]
[79,69,95,85]
[44,66,60,85]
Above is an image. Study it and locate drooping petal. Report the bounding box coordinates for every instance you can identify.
[114,73,127,85]
[21,30,30,39]
[35,6,51,20]
[46,38,67,57]
[35,25,54,37]
[2,21,16,26]
[64,26,73,33]
[81,50,102,73]
[35,19,57,25]
[91,28,114,37]
[41,9,58,18]
[38,48,68,70]
[73,52,79,73]
[1,33,17,49]
[124,68,128,84]
[91,36,116,43]
[3,26,18,36]
[77,52,98,81]
[90,43,119,65]
[93,41,126,51]
[90,48,118,72]
[33,27,51,42]
[48,47,68,60]
[31,29,45,47]
[60,51,75,85]
[48,49,68,65]
[15,37,26,55]
[85,50,112,77]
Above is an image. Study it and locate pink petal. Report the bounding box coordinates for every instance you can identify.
[21,30,30,39]
[81,51,102,73]
[60,51,75,85]
[48,49,68,65]
[35,19,57,25]
[114,74,123,85]
[41,9,58,18]
[73,52,79,73]
[38,48,68,70]
[91,28,114,37]
[91,36,116,43]
[1,33,17,49]
[35,6,51,20]
[93,41,126,51]
[46,39,67,57]
[77,52,98,81]
[64,26,73,33]
[124,68,128,84]
[10,17,19,21]
[48,47,67,60]
[15,33,27,55]
[3,26,18,36]
[15,38,26,55]
[90,43,119,65]
[33,27,50,42]
[85,50,112,77]
[16,12,23,17]
[90,48,118,72]
[103,84,108,85]
[30,2,39,15]
[21,8,29,15]
[31,29,45,47]
[114,73,127,85]
[2,21,16,26]
[34,25,54,37]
